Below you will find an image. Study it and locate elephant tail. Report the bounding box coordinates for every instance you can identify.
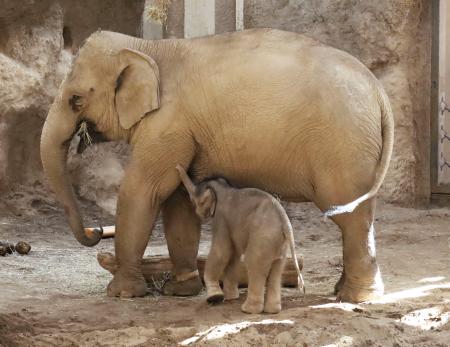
[279,205,305,295]
[324,87,394,217]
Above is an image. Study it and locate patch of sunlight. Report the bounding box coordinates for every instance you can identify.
[371,282,450,304]
[321,335,354,347]
[310,302,362,312]
[418,276,446,283]
[399,307,450,330]
[179,319,294,346]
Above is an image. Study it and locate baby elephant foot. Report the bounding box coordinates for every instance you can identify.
[206,287,224,304]
[264,301,281,314]
[241,299,264,314]
[107,270,147,298]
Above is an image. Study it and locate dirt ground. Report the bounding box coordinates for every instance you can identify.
[0,188,449,347]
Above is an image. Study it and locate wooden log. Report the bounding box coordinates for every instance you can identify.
[97,252,303,288]
[85,226,115,239]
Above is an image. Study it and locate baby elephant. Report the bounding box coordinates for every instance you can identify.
[176,165,305,314]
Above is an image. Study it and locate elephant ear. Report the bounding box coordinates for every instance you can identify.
[115,48,160,130]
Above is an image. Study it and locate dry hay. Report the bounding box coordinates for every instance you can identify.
[146,0,172,26]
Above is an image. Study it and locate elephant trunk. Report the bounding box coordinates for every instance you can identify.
[40,96,102,247]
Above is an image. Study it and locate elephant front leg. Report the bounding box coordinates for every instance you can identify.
[107,177,158,298]
[162,188,203,296]
[222,255,241,301]
[334,200,384,303]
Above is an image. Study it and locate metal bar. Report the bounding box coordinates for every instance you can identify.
[431,0,450,194]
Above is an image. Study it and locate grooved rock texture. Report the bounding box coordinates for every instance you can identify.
[245,0,432,205]
[0,0,144,214]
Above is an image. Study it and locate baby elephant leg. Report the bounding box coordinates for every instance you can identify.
[242,253,272,314]
[204,234,233,304]
[264,256,286,314]
[222,255,241,300]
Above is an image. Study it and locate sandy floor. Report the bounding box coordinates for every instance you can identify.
[0,189,449,346]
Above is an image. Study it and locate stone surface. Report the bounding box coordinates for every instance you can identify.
[68,141,130,215]
[0,1,70,191]
[215,0,236,34]
[244,0,432,205]
[0,0,143,214]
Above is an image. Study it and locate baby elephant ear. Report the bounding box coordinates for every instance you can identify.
[200,188,217,218]
[115,48,160,130]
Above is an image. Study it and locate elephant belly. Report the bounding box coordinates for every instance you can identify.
[190,138,313,202]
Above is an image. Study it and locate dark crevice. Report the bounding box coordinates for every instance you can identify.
[63,26,73,51]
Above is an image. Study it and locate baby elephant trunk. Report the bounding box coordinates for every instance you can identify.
[175,164,197,197]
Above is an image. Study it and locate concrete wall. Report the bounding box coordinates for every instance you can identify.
[244,0,432,205]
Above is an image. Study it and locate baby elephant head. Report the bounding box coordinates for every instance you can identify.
[175,165,216,221]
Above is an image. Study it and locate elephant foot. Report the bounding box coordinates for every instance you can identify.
[336,281,384,303]
[162,273,203,296]
[206,284,224,304]
[207,293,225,304]
[241,299,264,314]
[107,270,147,298]
[264,301,281,314]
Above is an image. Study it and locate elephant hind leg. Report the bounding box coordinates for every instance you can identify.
[162,188,203,296]
[335,203,383,302]
[264,257,286,314]
[242,244,274,314]
[313,176,383,303]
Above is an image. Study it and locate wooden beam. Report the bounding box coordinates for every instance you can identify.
[97,252,303,288]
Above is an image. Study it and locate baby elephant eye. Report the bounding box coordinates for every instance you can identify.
[69,94,83,112]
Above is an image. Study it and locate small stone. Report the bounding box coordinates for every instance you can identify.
[275,331,294,346]
[15,241,31,255]
[0,245,7,256]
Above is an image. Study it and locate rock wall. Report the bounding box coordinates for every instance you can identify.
[0,0,433,216]
[244,0,432,205]
[0,0,143,214]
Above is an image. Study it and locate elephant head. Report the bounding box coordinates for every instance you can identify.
[40,32,161,246]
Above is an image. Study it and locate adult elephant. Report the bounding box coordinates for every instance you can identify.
[40,29,393,303]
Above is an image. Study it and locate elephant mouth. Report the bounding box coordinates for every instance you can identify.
[75,119,108,154]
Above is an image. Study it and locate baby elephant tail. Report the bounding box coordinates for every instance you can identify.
[279,209,305,295]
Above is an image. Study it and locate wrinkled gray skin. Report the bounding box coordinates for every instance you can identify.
[176,165,305,314]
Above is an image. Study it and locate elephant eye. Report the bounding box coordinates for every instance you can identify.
[69,94,83,112]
